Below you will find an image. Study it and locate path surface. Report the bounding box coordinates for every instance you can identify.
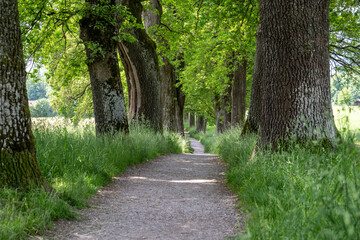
[42,137,243,240]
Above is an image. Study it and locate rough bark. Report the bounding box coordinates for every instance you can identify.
[143,0,183,133]
[79,0,129,135]
[258,0,336,148]
[0,0,44,189]
[231,59,247,127]
[189,113,195,128]
[118,0,162,131]
[242,24,264,136]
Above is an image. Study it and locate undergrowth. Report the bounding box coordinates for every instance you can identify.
[1,120,186,239]
[187,124,360,239]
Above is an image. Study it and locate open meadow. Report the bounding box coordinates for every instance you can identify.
[333,106,360,142]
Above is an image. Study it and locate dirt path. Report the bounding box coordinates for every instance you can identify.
[42,137,243,240]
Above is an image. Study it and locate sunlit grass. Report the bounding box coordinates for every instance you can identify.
[333,106,360,142]
[1,119,187,239]
[0,188,75,240]
[186,116,360,239]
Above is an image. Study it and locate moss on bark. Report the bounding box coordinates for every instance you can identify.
[0,150,44,190]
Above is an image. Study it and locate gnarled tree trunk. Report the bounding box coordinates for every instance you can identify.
[0,0,44,189]
[143,0,184,134]
[118,0,162,131]
[258,0,336,148]
[79,0,129,135]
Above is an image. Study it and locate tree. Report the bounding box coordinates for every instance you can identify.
[29,98,56,117]
[79,0,129,135]
[231,58,247,127]
[189,113,195,127]
[157,0,257,132]
[213,82,232,134]
[118,0,162,131]
[143,0,185,134]
[196,115,207,133]
[0,0,45,189]
[26,77,49,100]
[329,0,360,74]
[242,23,264,135]
[257,0,336,149]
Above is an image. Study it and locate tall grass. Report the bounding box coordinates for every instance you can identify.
[187,124,360,239]
[1,119,186,239]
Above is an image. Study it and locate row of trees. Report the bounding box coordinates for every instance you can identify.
[1,0,187,189]
[1,0,360,189]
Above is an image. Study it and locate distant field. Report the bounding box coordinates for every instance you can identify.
[333,105,360,142]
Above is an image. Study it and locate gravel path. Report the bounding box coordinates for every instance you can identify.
[42,137,243,240]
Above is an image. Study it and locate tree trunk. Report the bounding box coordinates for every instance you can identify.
[189,113,195,128]
[174,56,186,135]
[196,116,207,133]
[184,113,189,121]
[214,94,225,134]
[118,0,162,131]
[232,59,247,127]
[0,0,44,189]
[79,0,129,135]
[242,24,264,136]
[214,80,232,134]
[159,58,178,131]
[143,0,183,133]
[202,119,208,134]
[222,81,232,130]
[258,0,336,148]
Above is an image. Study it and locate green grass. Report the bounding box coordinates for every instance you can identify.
[187,123,360,239]
[334,105,360,142]
[1,120,186,239]
[0,189,75,240]
[184,121,217,153]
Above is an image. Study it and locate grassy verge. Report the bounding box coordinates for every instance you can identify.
[187,124,360,239]
[184,121,217,153]
[1,120,187,239]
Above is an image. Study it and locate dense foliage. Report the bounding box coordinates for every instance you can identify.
[17,0,360,121]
